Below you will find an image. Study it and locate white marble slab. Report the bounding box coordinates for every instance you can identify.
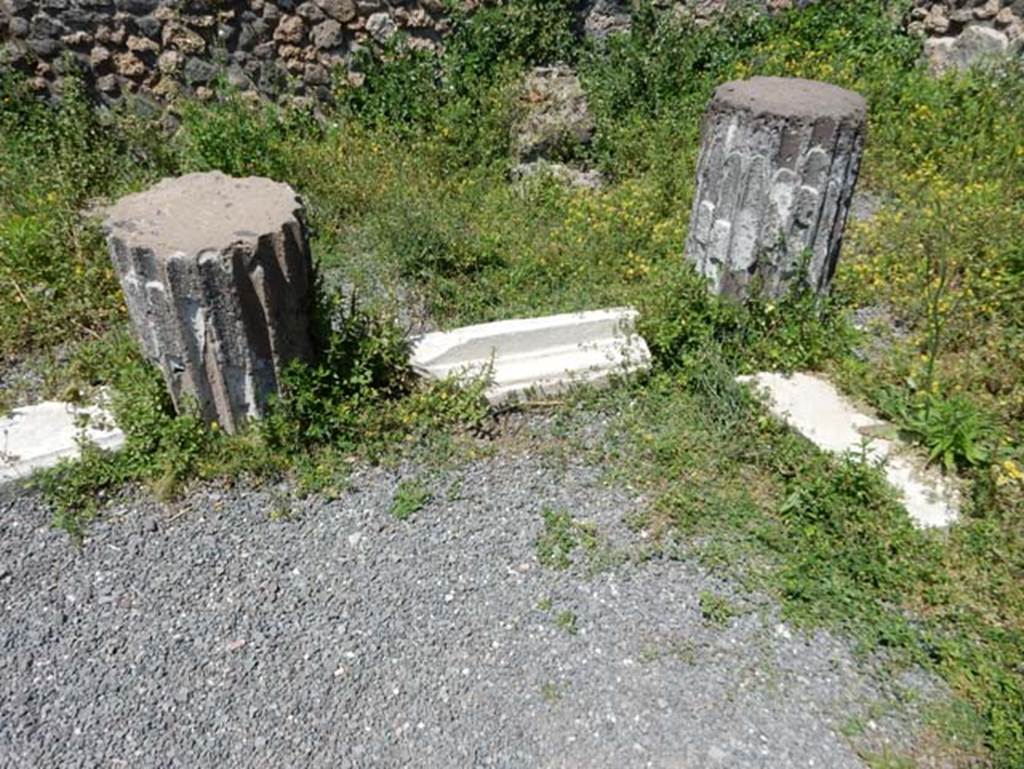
[739,371,959,528]
[1,399,125,482]
[411,308,651,405]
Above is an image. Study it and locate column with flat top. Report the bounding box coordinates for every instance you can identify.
[104,171,315,433]
[685,76,867,300]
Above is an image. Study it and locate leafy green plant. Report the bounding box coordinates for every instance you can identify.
[641,261,852,374]
[338,0,576,162]
[535,507,579,570]
[0,74,130,356]
[555,609,578,635]
[442,0,577,89]
[864,750,916,769]
[390,479,431,521]
[268,490,297,522]
[378,195,505,282]
[698,591,736,627]
[879,389,994,472]
[339,42,443,133]
[176,90,320,178]
[775,454,945,635]
[261,291,415,452]
[540,681,562,703]
[36,345,219,539]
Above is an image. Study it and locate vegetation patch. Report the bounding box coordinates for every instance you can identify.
[390,479,432,521]
[534,507,621,573]
[535,508,579,570]
[698,591,738,627]
[555,609,579,636]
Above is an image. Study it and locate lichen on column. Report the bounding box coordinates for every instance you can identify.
[684,76,867,300]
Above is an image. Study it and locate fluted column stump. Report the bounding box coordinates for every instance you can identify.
[685,76,867,300]
[104,171,315,434]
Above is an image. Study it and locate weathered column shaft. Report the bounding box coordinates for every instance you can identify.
[105,172,314,433]
[685,76,867,299]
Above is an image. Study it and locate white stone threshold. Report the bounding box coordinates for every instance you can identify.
[738,372,959,528]
[1,400,125,483]
[410,308,652,405]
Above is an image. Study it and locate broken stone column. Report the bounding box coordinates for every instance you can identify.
[684,76,867,299]
[104,171,315,434]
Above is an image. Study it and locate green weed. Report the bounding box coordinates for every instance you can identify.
[390,479,431,521]
[35,344,220,540]
[535,508,579,570]
[879,389,994,472]
[0,74,129,357]
[268,491,296,523]
[864,751,916,769]
[175,91,321,178]
[261,291,415,453]
[555,609,578,636]
[698,591,737,627]
[540,681,562,704]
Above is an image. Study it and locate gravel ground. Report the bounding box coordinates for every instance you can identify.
[0,354,48,413]
[0,419,941,768]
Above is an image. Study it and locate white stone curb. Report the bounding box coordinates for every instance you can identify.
[0,400,126,483]
[738,371,959,528]
[410,307,652,405]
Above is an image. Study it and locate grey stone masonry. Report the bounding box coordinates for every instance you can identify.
[684,76,867,300]
[104,172,315,433]
[2,0,830,109]
[909,0,1024,73]
[0,0,454,107]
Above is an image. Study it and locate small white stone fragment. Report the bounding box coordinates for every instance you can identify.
[738,372,959,528]
[0,400,125,482]
[410,307,651,405]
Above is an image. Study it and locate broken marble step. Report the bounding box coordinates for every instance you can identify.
[410,308,651,405]
[0,400,125,483]
[738,371,959,528]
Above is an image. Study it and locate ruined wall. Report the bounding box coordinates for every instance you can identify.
[0,0,455,106]
[4,0,1018,110]
[909,0,1024,72]
[1,0,823,107]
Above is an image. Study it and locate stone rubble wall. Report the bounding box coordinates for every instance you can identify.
[579,0,811,40]
[1,0,822,108]
[3,0,1019,109]
[0,0,457,106]
[909,0,1024,72]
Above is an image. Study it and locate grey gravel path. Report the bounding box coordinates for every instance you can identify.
[0,423,938,768]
